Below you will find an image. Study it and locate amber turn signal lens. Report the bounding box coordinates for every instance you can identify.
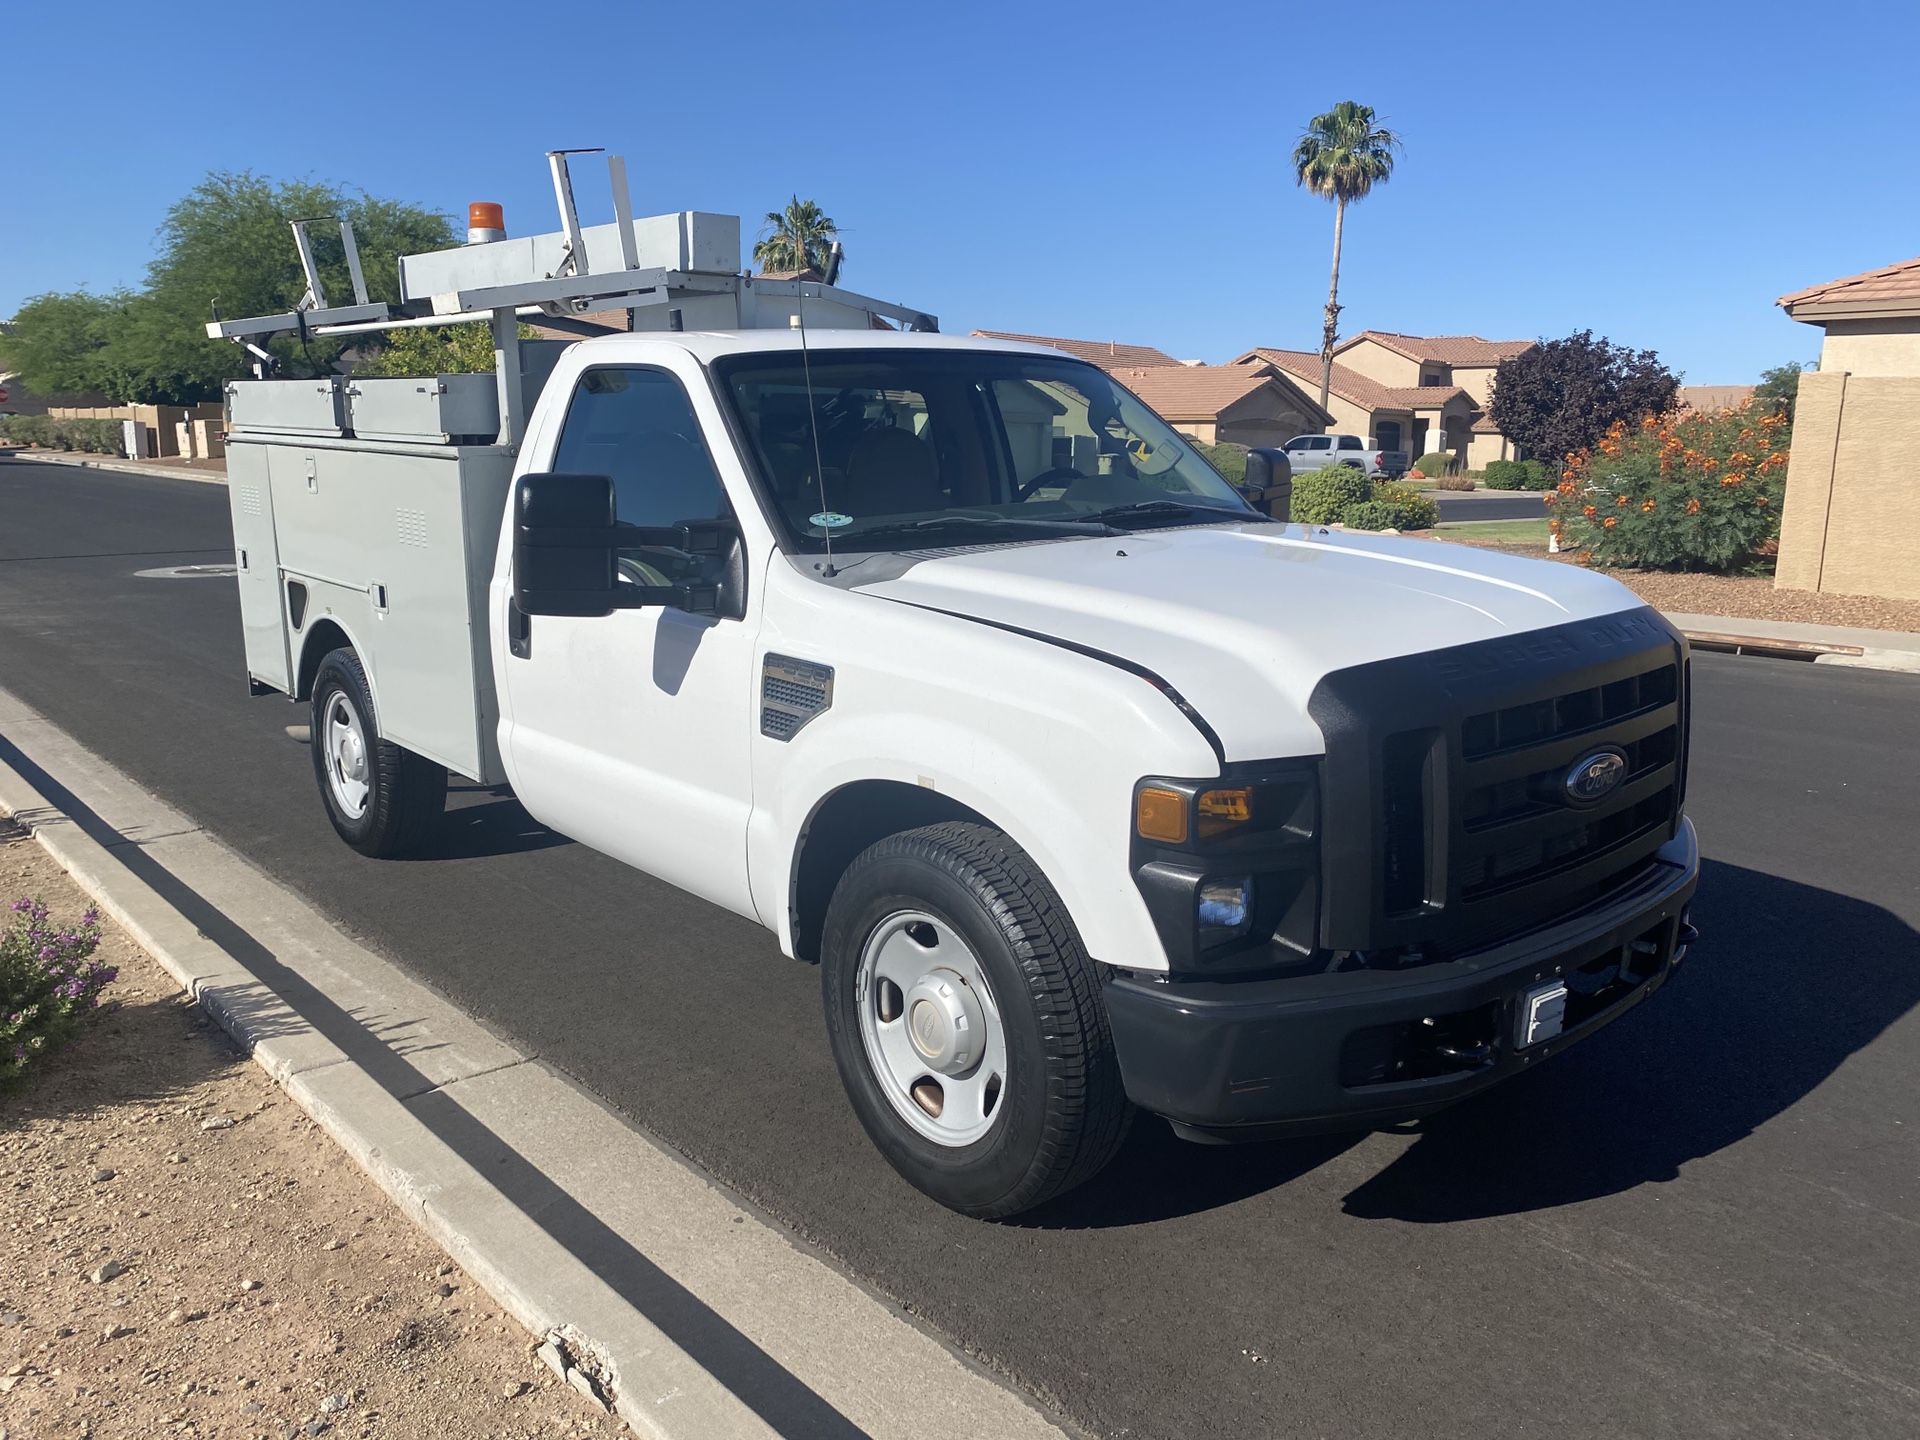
[1135,787,1189,844]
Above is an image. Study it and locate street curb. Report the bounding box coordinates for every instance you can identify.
[0,449,227,485]
[0,701,1071,1440]
[1667,625,1920,676]
[0,752,770,1439]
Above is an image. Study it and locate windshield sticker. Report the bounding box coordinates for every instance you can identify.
[809,511,854,530]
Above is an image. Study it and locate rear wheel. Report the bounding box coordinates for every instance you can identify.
[310,648,445,858]
[821,821,1130,1218]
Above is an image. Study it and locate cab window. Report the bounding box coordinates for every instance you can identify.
[552,368,729,530]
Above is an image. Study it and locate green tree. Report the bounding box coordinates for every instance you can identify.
[1754,361,1810,427]
[353,321,539,377]
[113,172,455,401]
[1292,101,1401,410]
[752,197,840,275]
[0,291,128,396]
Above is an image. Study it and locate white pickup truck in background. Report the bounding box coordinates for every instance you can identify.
[1283,432,1409,479]
[210,155,1700,1218]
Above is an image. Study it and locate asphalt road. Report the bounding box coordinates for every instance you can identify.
[4,459,1917,1440]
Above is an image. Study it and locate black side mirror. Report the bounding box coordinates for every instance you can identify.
[1240,448,1293,520]
[512,473,739,618]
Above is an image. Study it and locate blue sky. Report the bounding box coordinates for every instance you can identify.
[4,0,1914,382]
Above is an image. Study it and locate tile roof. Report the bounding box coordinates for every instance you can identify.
[1470,412,1502,433]
[971,330,1181,370]
[1236,348,1469,410]
[1778,256,1920,317]
[1111,364,1284,420]
[1678,385,1757,412]
[1338,331,1536,366]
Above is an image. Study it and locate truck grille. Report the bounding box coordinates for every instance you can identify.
[1310,609,1689,958]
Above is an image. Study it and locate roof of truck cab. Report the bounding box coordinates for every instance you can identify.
[567,330,1066,363]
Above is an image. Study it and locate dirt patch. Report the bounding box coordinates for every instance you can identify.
[0,832,618,1439]
[1433,534,1920,633]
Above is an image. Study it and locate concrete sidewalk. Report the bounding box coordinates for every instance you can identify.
[0,684,1070,1440]
[1,447,227,485]
[1665,612,1920,674]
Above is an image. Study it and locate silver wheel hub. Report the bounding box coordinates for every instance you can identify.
[323,694,372,820]
[856,911,1008,1148]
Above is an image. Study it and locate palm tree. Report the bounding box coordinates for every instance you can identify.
[1292,101,1401,409]
[753,197,841,275]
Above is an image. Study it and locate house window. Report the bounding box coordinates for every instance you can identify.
[1422,372,1443,386]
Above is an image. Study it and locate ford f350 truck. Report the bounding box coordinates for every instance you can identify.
[212,155,1699,1217]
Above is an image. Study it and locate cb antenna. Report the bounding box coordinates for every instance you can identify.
[795,266,836,577]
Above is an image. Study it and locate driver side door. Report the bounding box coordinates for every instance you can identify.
[498,364,761,918]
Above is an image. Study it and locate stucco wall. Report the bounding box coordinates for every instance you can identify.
[1335,341,1423,388]
[1450,363,1499,406]
[1818,317,1920,377]
[1466,430,1511,469]
[1776,370,1920,601]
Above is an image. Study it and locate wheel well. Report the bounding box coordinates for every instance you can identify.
[295,619,353,702]
[789,780,984,963]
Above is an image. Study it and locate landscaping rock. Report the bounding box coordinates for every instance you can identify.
[87,1260,126,1284]
[199,1116,235,1131]
[92,1168,115,1183]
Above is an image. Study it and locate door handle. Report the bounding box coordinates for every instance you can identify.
[507,601,531,659]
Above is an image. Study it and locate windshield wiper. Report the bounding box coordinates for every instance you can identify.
[1085,499,1261,527]
[837,513,1119,546]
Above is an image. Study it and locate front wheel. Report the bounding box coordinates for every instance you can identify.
[310,648,445,858]
[821,822,1130,1218]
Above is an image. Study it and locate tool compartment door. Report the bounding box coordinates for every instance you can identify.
[226,442,292,693]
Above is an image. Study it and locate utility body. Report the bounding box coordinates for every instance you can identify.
[213,156,1699,1216]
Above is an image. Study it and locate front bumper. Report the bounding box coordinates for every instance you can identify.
[1104,818,1700,1139]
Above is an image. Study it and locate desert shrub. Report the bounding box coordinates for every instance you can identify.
[1522,459,1554,489]
[67,419,125,455]
[1483,459,1528,490]
[1412,451,1456,478]
[1545,403,1789,570]
[1339,499,1400,531]
[1289,466,1374,524]
[1372,482,1438,531]
[1431,474,1477,491]
[0,415,50,447]
[2,897,115,1088]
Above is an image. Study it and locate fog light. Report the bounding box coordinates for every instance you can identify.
[1198,876,1253,944]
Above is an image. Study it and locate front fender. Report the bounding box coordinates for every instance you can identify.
[748,567,1221,972]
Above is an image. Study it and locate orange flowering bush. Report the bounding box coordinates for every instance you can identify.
[1544,403,1789,570]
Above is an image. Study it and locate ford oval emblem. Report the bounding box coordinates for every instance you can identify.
[1564,747,1628,806]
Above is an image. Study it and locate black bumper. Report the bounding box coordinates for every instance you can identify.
[1104,818,1700,1138]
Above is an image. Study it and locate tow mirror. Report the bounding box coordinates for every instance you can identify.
[1240,448,1293,520]
[512,472,737,618]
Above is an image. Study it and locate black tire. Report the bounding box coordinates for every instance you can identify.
[821,821,1130,1218]
[309,647,445,858]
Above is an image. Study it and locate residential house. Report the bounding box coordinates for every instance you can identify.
[1108,364,1331,449]
[1328,331,1536,467]
[1231,346,1482,466]
[1774,255,1920,601]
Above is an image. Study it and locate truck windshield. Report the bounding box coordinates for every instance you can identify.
[710,349,1257,553]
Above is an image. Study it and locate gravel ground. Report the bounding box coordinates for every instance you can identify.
[1432,533,1920,633]
[0,827,617,1440]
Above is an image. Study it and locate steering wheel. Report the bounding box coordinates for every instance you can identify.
[1014,467,1087,502]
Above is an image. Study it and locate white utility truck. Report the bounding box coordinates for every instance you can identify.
[213,153,1699,1218]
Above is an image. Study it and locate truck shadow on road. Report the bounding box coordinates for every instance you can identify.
[404,785,573,862]
[1025,858,1917,1229]
[1340,857,1919,1223]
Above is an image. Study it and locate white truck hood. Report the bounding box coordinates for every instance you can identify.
[860,522,1648,761]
